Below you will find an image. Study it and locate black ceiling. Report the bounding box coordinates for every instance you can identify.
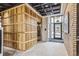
[0,3,22,12]
[29,3,61,16]
[0,3,61,16]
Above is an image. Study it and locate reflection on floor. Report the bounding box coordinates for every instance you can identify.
[49,39,64,43]
[3,42,68,56]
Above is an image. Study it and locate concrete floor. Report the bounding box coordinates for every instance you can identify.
[0,54,3,56]
[13,42,68,56]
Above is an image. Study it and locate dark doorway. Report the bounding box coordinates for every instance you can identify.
[0,29,2,53]
[37,22,42,41]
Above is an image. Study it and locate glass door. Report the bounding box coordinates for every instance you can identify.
[48,16,62,41]
[50,17,54,39]
[54,23,62,39]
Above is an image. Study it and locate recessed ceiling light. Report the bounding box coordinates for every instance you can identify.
[54,3,58,5]
[45,5,48,7]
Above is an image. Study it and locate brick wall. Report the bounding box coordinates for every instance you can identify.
[63,4,77,56]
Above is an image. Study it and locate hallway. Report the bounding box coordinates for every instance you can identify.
[0,3,78,56]
[14,42,68,56]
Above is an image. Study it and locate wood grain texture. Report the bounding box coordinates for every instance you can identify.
[1,4,42,51]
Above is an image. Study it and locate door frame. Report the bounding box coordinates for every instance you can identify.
[54,23,62,39]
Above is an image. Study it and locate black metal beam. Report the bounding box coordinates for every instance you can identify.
[29,3,61,16]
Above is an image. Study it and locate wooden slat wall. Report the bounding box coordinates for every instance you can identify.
[0,4,42,51]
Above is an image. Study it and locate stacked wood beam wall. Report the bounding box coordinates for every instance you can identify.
[0,4,42,51]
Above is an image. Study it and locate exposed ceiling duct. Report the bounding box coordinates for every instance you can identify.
[29,3,61,16]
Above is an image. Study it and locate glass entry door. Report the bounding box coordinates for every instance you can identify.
[48,16,62,41]
[54,23,62,39]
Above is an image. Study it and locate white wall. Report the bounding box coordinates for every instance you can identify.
[41,15,63,42]
[41,17,48,42]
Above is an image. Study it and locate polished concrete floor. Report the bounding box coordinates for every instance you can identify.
[13,42,68,56]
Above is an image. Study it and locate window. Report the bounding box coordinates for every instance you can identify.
[54,16,61,23]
